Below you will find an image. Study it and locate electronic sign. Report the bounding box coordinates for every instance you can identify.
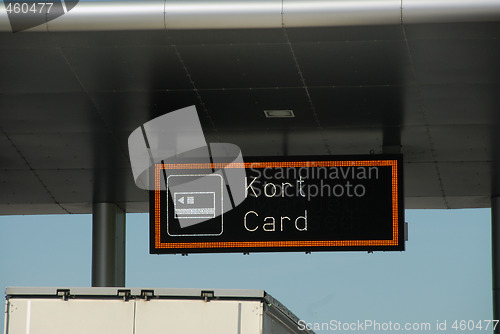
[150,155,404,254]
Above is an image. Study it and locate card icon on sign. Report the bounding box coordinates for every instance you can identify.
[174,192,216,219]
[167,174,223,237]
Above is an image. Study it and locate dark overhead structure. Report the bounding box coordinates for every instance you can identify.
[0,0,499,316]
[1,0,500,214]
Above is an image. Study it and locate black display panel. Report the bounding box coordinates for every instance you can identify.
[150,155,404,254]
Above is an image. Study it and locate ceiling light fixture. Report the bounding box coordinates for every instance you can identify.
[264,110,295,118]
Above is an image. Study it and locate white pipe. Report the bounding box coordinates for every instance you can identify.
[164,0,282,29]
[1,0,500,32]
[283,0,401,27]
[403,0,500,24]
[48,1,165,31]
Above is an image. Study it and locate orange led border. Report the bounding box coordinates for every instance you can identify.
[154,160,400,250]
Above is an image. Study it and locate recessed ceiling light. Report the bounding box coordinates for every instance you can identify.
[264,110,295,118]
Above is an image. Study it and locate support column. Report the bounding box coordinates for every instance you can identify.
[92,202,126,287]
[493,197,500,327]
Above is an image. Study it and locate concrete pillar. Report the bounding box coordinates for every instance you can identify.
[92,203,125,287]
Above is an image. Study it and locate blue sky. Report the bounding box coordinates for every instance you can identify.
[0,208,493,333]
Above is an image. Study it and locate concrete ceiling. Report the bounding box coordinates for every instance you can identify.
[1,2,500,214]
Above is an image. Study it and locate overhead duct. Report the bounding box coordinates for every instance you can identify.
[164,0,283,29]
[283,0,401,27]
[403,0,500,24]
[0,0,500,31]
[48,1,165,31]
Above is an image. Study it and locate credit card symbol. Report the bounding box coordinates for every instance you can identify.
[167,174,223,236]
[174,192,216,219]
